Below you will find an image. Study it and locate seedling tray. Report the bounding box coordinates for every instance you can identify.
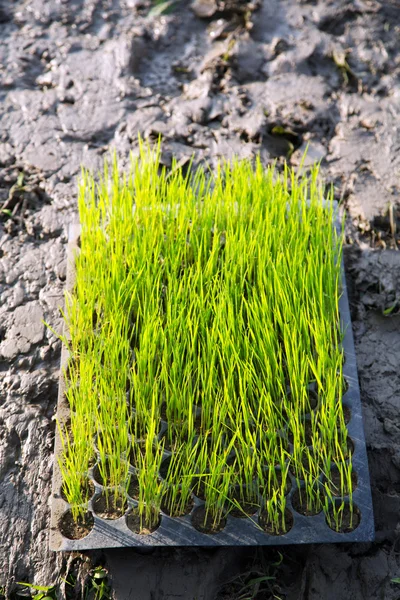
[49,221,374,550]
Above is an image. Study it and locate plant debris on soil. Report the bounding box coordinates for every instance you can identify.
[1,0,400,597]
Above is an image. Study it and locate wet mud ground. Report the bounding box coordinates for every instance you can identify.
[1,0,400,597]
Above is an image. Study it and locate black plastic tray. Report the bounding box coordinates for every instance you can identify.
[49,223,374,550]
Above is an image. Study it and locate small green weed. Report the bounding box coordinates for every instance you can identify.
[15,583,56,600]
[149,0,180,16]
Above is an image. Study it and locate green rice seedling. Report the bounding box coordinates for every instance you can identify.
[195,428,243,527]
[203,460,235,531]
[290,441,318,482]
[192,430,224,499]
[160,440,198,516]
[323,452,355,499]
[298,471,325,516]
[340,457,355,498]
[57,423,94,521]
[323,489,354,533]
[229,430,260,512]
[56,137,352,536]
[259,489,290,536]
[135,417,165,531]
[159,336,196,433]
[258,458,291,504]
[135,468,164,532]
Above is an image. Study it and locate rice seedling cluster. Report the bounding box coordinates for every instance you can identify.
[57,140,357,540]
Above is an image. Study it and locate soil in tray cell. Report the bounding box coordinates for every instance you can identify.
[331,436,355,460]
[291,488,325,517]
[258,507,294,536]
[161,490,194,517]
[159,456,197,495]
[159,455,173,482]
[92,492,127,520]
[127,439,147,468]
[92,459,129,488]
[342,404,351,425]
[125,508,161,535]
[228,486,259,518]
[326,501,361,534]
[191,506,227,534]
[192,476,208,501]
[58,510,94,540]
[259,468,292,499]
[287,419,314,446]
[127,475,140,500]
[324,467,358,497]
[307,389,319,411]
[289,448,324,478]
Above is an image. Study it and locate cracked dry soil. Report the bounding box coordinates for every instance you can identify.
[1,0,400,598]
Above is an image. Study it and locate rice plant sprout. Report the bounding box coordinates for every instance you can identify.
[56,137,352,537]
